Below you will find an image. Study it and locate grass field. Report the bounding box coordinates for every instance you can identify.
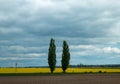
[0,68,120,74]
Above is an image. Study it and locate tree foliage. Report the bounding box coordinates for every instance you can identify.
[48,38,56,73]
[61,41,70,73]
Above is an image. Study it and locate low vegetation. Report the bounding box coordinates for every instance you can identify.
[0,68,120,74]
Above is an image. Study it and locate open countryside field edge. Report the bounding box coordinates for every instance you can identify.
[0,68,120,76]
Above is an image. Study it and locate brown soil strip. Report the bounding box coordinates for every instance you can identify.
[0,74,120,84]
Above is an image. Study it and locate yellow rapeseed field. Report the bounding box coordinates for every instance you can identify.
[0,68,120,73]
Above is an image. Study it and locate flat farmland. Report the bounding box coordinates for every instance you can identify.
[0,68,120,73]
[0,74,120,84]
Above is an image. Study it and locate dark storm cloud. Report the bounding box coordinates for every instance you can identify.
[0,0,110,38]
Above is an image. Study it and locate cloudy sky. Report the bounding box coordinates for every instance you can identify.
[0,0,120,67]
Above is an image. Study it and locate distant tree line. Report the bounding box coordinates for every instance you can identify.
[48,38,70,73]
[69,64,120,68]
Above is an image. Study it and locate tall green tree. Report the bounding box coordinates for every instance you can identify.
[48,38,56,73]
[61,41,70,73]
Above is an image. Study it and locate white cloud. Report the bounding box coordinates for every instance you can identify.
[7,45,46,53]
[70,45,100,56]
[9,45,27,51]
[15,53,46,57]
[103,47,120,54]
[70,45,96,50]
[70,45,120,56]
[71,51,89,56]
[27,0,54,8]
[0,57,38,61]
[24,53,46,57]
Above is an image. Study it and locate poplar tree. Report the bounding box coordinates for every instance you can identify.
[61,41,70,73]
[48,38,56,73]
